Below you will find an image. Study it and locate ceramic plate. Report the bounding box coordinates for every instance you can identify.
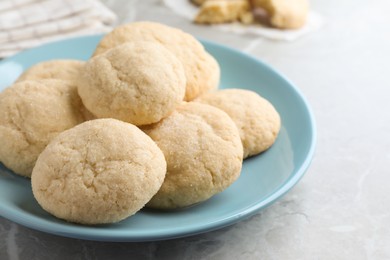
[0,35,316,242]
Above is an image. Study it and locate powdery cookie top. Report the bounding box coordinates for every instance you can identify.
[0,80,86,177]
[252,0,308,29]
[16,60,84,83]
[15,59,95,121]
[196,88,281,158]
[31,119,167,225]
[93,21,220,101]
[143,102,243,209]
[78,42,186,126]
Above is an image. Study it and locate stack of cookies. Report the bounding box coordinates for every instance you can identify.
[0,21,280,225]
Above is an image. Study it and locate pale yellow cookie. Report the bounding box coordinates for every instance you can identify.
[93,21,220,101]
[195,0,253,24]
[143,102,243,209]
[15,59,95,121]
[252,0,308,29]
[31,119,166,225]
[196,89,281,158]
[0,80,86,177]
[78,42,186,126]
[16,60,84,83]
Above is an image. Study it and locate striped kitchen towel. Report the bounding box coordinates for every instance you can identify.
[0,0,117,57]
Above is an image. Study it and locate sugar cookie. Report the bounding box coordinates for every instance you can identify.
[252,0,308,29]
[0,80,86,177]
[195,0,252,25]
[31,119,166,224]
[196,88,281,158]
[93,21,220,101]
[16,60,84,83]
[143,102,243,209]
[78,42,186,126]
[15,59,95,121]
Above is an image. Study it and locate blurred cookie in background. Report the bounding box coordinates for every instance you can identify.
[192,0,308,29]
[195,0,253,25]
[252,0,308,29]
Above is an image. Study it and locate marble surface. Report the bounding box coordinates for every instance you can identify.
[1,0,390,259]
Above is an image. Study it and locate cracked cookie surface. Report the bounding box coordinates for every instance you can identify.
[78,42,186,126]
[143,102,243,209]
[31,118,166,224]
[196,88,281,158]
[0,79,86,177]
[93,21,220,101]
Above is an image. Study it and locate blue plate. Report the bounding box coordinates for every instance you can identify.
[0,35,316,242]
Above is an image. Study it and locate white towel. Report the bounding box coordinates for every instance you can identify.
[0,0,117,58]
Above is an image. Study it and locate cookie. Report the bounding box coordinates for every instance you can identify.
[195,0,253,24]
[16,60,84,83]
[252,0,308,29]
[15,59,95,121]
[143,102,243,209]
[78,42,186,126]
[31,119,166,225]
[0,80,86,177]
[196,88,280,158]
[93,21,220,101]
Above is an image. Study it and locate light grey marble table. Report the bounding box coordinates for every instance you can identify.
[1,0,390,259]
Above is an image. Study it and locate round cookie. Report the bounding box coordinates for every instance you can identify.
[252,0,308,29]
[0,79,86,177]
[93,21,220,101]
[196,88,281,158]
[15,59,95,121]
[31,119,167,225]
[16,60,84,83]
[143,102,243,209]
[78,42,186,126]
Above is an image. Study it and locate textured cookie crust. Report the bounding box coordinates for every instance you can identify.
[93,21,220,101]
[78,42,186,126]
[196,88,281,158]
[16,60,84,83]
[252,0,308,29]
[143,102,243,209]
[15,59,94,121]
[0,80,86,177]
[31,119,167,225]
